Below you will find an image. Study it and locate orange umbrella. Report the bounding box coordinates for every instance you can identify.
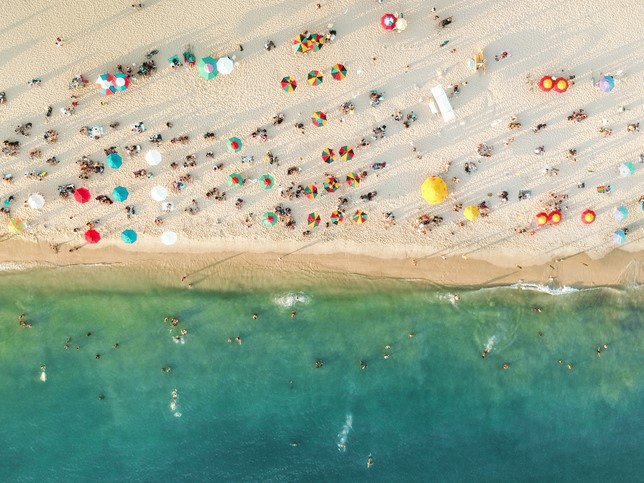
[535,212,548,226]
[538,76,554,92]
[581,209,596,224]
[548,210,562,225]
[553,77,569,93]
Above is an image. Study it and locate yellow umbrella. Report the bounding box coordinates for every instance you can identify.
[421,177,448,204]
[464,205,480,221]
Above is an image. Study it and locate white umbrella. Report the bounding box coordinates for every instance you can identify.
[394,17,408,31]
[28,193,45,209]
[161,230,177,245]
[216,56,234,75]
[150,186,168,201]
[145,149,162,166]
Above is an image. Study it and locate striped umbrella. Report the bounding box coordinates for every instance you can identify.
[323,176,339,192]
[330,63,347,80]
[311,111,327,127]
[7,218,26,234]
[346,172,360,187]
[292,34,309,53]
[321,148,335,163]
[307,70,323,86]
[112,186,129,202]
[259,174,275,190]
[303,184,318,199]
[353,210,368,224]
[262,212,277,226]
[307,212,321,227]
[198,56,218,79]
[330,210,344,225]
[311,33,325,52]
[227,137,242,153]
[227,173,244,187]
[106,152,122,169]
[339,146,354,161]
[96,74,116,95]
[281,76,297,92]
[113,72,130,91]
[121,229,137,244]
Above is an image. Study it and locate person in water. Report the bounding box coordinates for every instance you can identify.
[368,455,374,468]
[481,348,489,359]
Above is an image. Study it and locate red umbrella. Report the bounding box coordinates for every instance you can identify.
[74,187,91,203]
[548,210,562,225]
[535,212,548,226]
[538,76,554,92]
[581,209,596,225]
[553,77,569,93]
[381,13,397,30]
[84,229,101,244]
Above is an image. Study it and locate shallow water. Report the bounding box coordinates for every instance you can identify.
[0,267,642,482]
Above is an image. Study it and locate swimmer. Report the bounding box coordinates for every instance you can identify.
[383,353,389,359]
[87,332,92,336]
[171,389,178,399]
[236,336,242,345]
[360,360,368,370]
[567,363,573,370]
[75,345,80,350]
[98,393,105,400]
[537,331,544,337]
[290,311,296,318]
[597,347,601,357]
[502,362,509,370]
[481,348,489,359]
[95,354,101,360]
[252,313,258,320]
[63,344,69,349]
[533,307,542,313]
[603,343,608,349]
[290,441,299,447]
[40,363,46,370]
[227,337,232,343]
[558,359,563,364]
[408,332,415,338]
[315,359,324,368]
[113,343,119,349]
[368,455,374,468]
[453,294,460,302]
[384,344,391,350]
[180,329,187,336]
[161,367,172,373]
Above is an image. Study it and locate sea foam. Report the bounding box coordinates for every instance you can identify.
[273,292,311,307]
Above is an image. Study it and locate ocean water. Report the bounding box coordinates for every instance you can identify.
[0,267,642,482]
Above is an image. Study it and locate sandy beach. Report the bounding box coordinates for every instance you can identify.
[1,0,643,281]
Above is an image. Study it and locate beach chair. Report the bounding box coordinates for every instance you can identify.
[469,49,486,73]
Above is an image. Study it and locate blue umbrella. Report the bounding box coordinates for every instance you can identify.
[112,186,129,202]
[641,201,644,212]
[598,75,614,93]
[612,229,626,245]
[106,153,122,169]
[121,229,137,244]
[614,206,628,222]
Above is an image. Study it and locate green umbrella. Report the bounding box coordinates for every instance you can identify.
[198,56,218,79]
[228,173,244,186]
[259,174,275,190]
[262,212,277,226]
[227,137,242,153]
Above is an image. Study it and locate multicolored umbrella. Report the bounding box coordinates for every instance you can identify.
[227,173,244,186]
[324,176,339,192]
[307,70,324,86]
[227,137,242,153]
[28,193,45,209]
[614,206,628,222]
[8,218,26,234]
[281,76,297,92]
[217,57,234,75]
[353,210,368,223]
[598,75,614,93]
[303,184,318,199]
[312,111,327,127]
[330,210,344,224]
[307,212,321,227]
[262,212,277,226]
[84,229,101,244]
[421,177,447,204]
[339,146,354,161]
[538,76,554,92]
[259,174,275,190]
[197,56,218,79]
[113,72,130,91]
[321,148,336,163]
[581,209,596,224]
[612,229,626,245]
[548,210,562,225]
[346,172,360,187]
[618,162,635,177]
[161,230,177,246]
[106,152,122,169]
[121,229,137,244]
[96,74,116,95]
[112,186,129,202]
[310,33,325,52]
[464,205,480,221]
[330,63,347,80]
[553,77,569,93]
[74,187,91,204]
[292,34,310,53]
[535,212,548,226]
[381,13,397,30]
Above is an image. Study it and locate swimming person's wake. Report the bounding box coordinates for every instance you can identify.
[337,414,353,452]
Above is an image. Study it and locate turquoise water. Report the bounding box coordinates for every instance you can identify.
[0,267,642,482]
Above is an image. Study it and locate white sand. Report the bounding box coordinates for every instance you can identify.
[1,0,643,268]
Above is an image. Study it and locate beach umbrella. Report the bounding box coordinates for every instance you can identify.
[145,149,162,166]
[381,13,397,30]
[330,210,344,224]
[262,212,277,226]
[538,76,554,92]
[8,218,26,234]
[292,34,309,53]
[106,152,122,169]
[112,186,129,202]
[324,176,339,192]
[227,137,242,153]
[308,33,325,52]
[311,111,327,127]
[307,70,324,86]
[197,56,218,79]
[394,17,408,31]
[121,229,137,244]
[535,212,548,226]
[161,230,177,246]
[464,205,480,221]
[227,173,244,187]
[598,75,614,93]
[74,187,91,204]
[346,172,360,187]
[321,147,336,163]
[353,210,368,224]
[150,185,168,201]
[548,210,562,225]
[612,229,626,245]
[330,63,347,80]
[28,193,45,209]
[303,184,318,200]
[339,146,354,161]
[259,174,275,190]
[113,72,129,91]
[618,162,635,177]
[307,212,321,227]
[553,77,569,93]
[281,76,297,92]
[84,229,100,244]
[642,201,644,212]
[216,56,234,75]
[421,177,448,204]
[581,209,596,224]
[614,206,628,222]
[96,74,116,95]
